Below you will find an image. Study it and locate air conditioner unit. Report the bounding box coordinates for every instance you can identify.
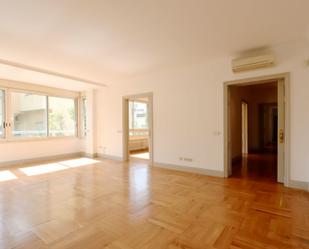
[232,54,275,73]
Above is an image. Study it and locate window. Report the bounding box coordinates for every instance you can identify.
[82,98,87,136]
[0,90,4,138]
[129,101,148,136]
[48,96,76,137]
[11,92,47,137]
[129,101,148,129]
[0,84,80,140]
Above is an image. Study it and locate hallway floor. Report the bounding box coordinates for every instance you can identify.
[231,153,278,182]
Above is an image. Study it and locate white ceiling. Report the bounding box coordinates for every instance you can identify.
[0,0,308,88]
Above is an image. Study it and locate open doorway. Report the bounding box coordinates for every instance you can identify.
[123,93,153,163]
[241,101,248,155]
[224,74,290,185]
[128,98,149,160]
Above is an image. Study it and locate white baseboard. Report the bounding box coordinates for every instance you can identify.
[97,153,124,161]
[289,180,309,191]
[154,161,224,177]
[84,153,98,158]
[0,152,84,168]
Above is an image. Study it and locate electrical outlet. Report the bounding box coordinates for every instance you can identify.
[179,157,183,161]
[183,158,193,162]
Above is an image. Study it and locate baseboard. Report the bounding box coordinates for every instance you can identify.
[289,180,309,191]
[97,153,124,161]
[0,152,84,168]
[84,152,98,158]
[154,161,224,177]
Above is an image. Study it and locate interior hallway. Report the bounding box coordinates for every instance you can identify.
[229,82,278,182]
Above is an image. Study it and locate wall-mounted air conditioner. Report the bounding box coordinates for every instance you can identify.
[232,54,275,73]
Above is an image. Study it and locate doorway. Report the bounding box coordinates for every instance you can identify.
[224,73,290,186]
[241,101,248,155]
[123,93,153,163]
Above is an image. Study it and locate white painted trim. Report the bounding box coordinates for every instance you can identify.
[223,73,291,187]
[289,180,309,192]
[0,136,82,144]
[0,78,80,98]
[0,58,106,88]
[0,152,84,168]
[97,153,124,161]
[84,153,98,158]
[154,162,224,177]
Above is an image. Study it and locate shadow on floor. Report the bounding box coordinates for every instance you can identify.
[231,153,277,182]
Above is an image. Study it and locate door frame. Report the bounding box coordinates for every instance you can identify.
[122,92,153,164]
[223,73,290,186]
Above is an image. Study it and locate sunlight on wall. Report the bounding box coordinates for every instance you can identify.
[0,170,18,182]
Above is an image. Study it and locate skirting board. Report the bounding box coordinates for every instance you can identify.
[97,153,124,161]
[154,161,224,177]
[0,152,84,168]
[84,153,98,158]
[289,180,309,192]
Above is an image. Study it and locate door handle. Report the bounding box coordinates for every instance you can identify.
[279,129,284,143]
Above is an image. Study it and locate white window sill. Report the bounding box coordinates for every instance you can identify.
[0,136,83,144]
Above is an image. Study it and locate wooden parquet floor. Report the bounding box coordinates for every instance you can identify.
[0,157,308,249]
[231,153,278,182]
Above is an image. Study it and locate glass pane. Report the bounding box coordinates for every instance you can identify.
[129,101,148,136]
[82,98,87,136]
[12,92,47,137]
[48,96,76,137]
[133,102,148,129]
[0,90,4,138]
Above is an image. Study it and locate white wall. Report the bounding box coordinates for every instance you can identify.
[95,41,309,183]
[84,89,97,156]
[0,138,84,163]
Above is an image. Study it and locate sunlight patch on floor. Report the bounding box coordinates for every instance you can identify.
[0,170,18,182]
[18,158,101,176]
[130,152,150,160]
[20,163,68,176]
[59,158,100,168]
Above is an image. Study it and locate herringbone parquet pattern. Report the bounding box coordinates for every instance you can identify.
[0,157,308,249]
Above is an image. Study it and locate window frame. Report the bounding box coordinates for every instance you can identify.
[0,81,81,143]
[81,96,87,137]
[0,87,7,140]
